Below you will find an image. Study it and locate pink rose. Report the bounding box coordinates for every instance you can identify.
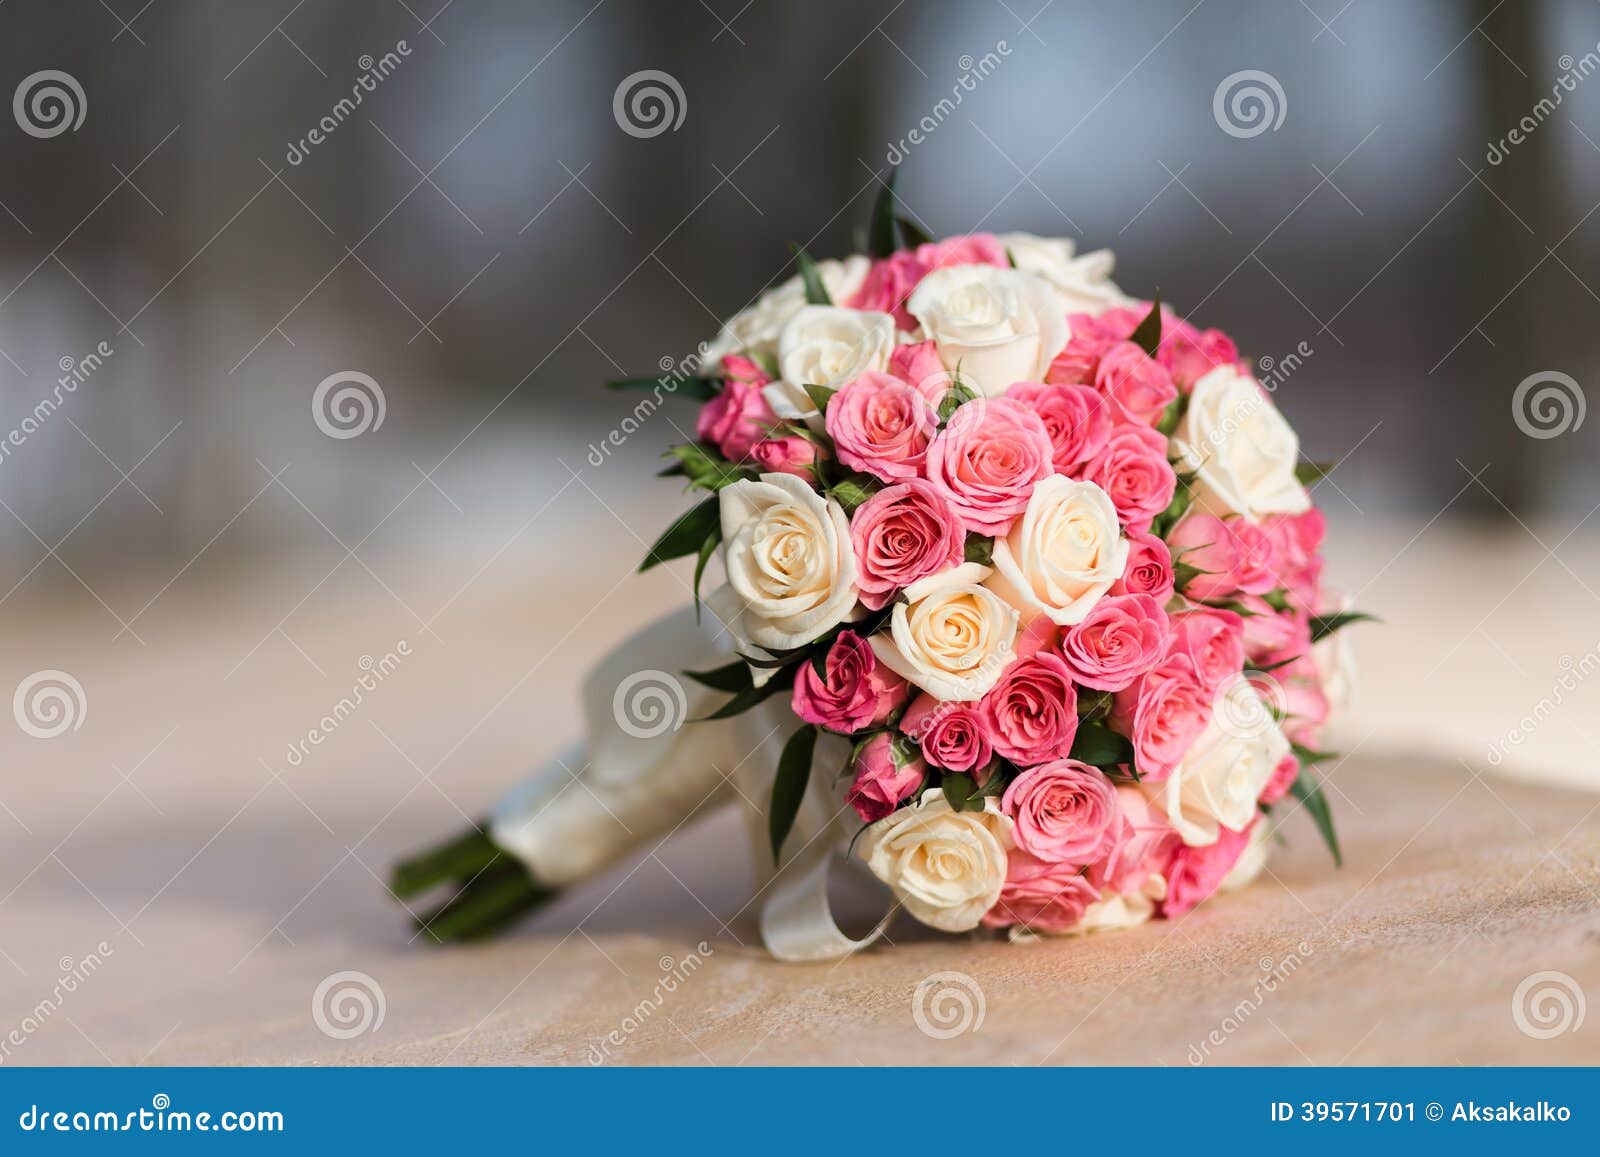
[848,479,966,611]
[925,396,1055,535]
[915,233,1009,270]
[978,652,1080,767]
[1262,509,1325,610]
[1004,381,1112,472]
[1167,512,1241,601]
[825,372,939,482]
[1094,341,1177,426]
[848,251,925,330]
[1059,593,1170,691]
[981,850,1101,933]
[1259,752,1299,805]
[748,434,817,478]
[1162,821,1255,917]
[900,695,993,774]
[696,378,776,463]
[1238,595,1311,668]
[1001,758,1120,863]
[1092,786,1181,895]
[1158,319,1239,391]
[791,631,910,734]
[1083,424,1176,533]
[886,340,951,405]
[1276,655,1329,747]
[1045,333,1113,385]
[1111,530,1175,602]
[1167,608,1245,693]
[845,732,926,823]
[1111,655,1212,781]
[1228,518,1278,595]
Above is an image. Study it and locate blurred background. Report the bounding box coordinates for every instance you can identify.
[1,0,1599,1062]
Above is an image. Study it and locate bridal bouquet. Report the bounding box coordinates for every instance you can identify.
[392,176,1366,958]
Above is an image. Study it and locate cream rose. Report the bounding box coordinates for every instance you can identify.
[1058,888,1157,936]
[1159,675,1289,846]
[1314,593,1358,714]
[1173,365,1310,522]
[995,232,1132,315]
[905,265,1069,397]
[700,256,870,371]
[857,788,1014,932]
[767,305,895,428]
[870,563,1019,701]
[706,473,858,654]
[985,475,1129,627]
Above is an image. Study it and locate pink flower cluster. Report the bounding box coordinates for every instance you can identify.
[673,230,1354,940]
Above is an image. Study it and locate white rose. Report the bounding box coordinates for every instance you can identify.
[857,788,1013,932]
[1160,675,1289,846]
[1219,819,1271,892]
[1173,364,1310,522]
[706,473,858,653]
[1313,593,1358,713]
[870,563,1019,701]
[996,232,1133,315]
[985,475,1129,627]
[767,305,896,429]
[700,256,870,371]
[905,265,1069,397]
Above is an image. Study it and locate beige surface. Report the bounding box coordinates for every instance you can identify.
[2,516,1599,1065]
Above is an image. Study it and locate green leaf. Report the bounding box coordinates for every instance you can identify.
[639,496,720,572]
[802,383,838,416]
[1295,460,1334,485]
[1076,689,1115,721]
[791,245,832,306]
[828,475,880,513]
[940,773,987,813]
[770,723,819,861]
[1128,291,1162,359]
[683,660,751,694]
[963,534,994,566]
[895,214,933,249]
[1069,721,1134,768]
[1290,773,1342,867]
[1155,395,1184,436]
[1261,588,1293,613]
[1149,475,1192,538]
[869,168,900,258]
[1291,741,1340,765]
[937,382,978,423]
[664,443,752,493]
[750,350,780,379]
[607,375,719,401]
[1172,561,1207,591]
[697,668,795,721]
[692,528,720,619]
[1309,611,1376,643]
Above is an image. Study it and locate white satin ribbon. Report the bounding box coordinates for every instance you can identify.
[489,605,894,960]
